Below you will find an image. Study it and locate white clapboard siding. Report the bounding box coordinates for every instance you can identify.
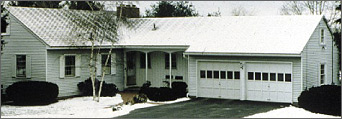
[111,52,116,75]
[59,55,65,78]
[1,14,47,90]
[11,54,16,78]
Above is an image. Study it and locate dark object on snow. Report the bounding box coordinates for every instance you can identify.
[140,87,177,101]
[171,82,188,98]
[6,81,59,104]
[132,93,148,104]
[298,85,341,116]
[77,77,119,96]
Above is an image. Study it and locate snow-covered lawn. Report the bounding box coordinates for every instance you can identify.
[1,94,190,118]
[244,105,340,118]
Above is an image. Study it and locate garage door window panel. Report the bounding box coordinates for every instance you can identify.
[200,70,206,78]
[285,74,291,82]
[255,72,261,80]
[270,73,276,81]
[248,72,254,80]
[278,73,284,82]
[207,70,213,79]
[214,71,219,79]
[220,71,226,79]
[262,73,268,81]
[234,71,240,79]
[227,71,233,79]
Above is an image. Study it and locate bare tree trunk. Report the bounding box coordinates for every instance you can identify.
[89,33,97,101]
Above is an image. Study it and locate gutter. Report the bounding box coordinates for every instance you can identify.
[183,52,302,57]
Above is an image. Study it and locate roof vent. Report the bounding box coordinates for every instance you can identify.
[152,23,158,31]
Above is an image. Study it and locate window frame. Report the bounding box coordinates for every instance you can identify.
[165,53,177,69]
[320,28,325,45]
[101,54,111,75]
[64,55,76,77]
[320,63,326,85]
[16,55,26,78]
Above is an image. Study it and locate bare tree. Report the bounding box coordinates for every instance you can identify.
[231,6,256,16]
[280,1,341,28]
[64,1,136,102]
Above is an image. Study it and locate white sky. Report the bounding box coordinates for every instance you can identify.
[133,1,285,16]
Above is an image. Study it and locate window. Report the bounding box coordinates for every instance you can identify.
[165,53,176,69]
[270,73,276,81]
[140,53,151,68]
[16,55,26,77]
[262,73,268,81]
[207,70,213,79]
[278,73,284,82]
[227,71,233,79]
[285,74,291,82]
[200,70,206,78]
[65,55,75,76]
[320,64,325,84]
[320,29,325,44]
[214,71,219,79]
[255,72,261,80]
[248,72,254,80]
[101,54,111,75]
[220,71,226,79]
[234,71,240,79]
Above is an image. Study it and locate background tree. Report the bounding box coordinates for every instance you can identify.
[64,1,103,11]
[231,6,256,16]
[8,1,62,8]
[280,1,340,28]
[332,3,341,77]
[1,2,9,52]
[145,1,198,17]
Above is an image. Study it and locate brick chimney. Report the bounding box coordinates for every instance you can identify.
[117,4,140,18]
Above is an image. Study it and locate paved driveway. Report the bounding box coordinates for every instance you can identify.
[118,98,290,118]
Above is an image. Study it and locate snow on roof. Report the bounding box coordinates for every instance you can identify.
[8,7,323,54]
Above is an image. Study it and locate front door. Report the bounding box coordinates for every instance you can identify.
[127,52,136,86]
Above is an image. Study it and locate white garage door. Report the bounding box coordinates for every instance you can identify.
[246,62,292,103]
[198,62,240,99]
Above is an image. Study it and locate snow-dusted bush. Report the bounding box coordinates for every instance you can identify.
[298,85,341,116]
[77,77,118,96]
[6,81,58,104]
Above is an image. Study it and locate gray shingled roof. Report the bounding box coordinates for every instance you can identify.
[9,7,323,54]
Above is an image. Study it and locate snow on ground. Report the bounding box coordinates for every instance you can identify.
[244,105,340,118]
[1,94,190,118]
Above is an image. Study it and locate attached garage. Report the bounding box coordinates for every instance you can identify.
[246,62,292,103]
[196,61,293,103]
[197,61,240,99]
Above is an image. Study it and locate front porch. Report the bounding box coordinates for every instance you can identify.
[122,47,189,89]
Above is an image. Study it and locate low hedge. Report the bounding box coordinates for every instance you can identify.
[77,77,119,96]
[139,81,188,101]
[298,85,341,116]
[172,82,188,98]
[6,81,59,104]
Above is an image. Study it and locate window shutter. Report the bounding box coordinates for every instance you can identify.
[12,55,16,78]
[75,54,81,77]
[26,55,31,78]
[111,52,116,75]
[60,55,65,78]
[96,54,101,76]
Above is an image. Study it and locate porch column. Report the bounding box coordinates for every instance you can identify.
[169,52,172,88]
[145,52,148,81]
[123,51,127,88]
